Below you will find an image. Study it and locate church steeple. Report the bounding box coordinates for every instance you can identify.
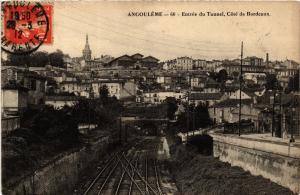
[82,34,92,61]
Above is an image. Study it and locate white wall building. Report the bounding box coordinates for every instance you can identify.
[45,96,80,109]
[2,85,28,114]
[175,57,194,70]
[193,59,206,70]
[143,91,185,104]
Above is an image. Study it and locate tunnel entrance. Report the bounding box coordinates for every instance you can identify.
[118,117,168,142]
[187,134,213,155]
[141,121,159,136]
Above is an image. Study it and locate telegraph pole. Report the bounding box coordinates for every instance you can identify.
[290,75,297,142]
[278,90,282,138]
[271,91,276,137]
[187,90,190,141]
[238,41,243,136]
[193,105,195,136]
[119,116,122,144]
[186,70,190,141]
[89,68,92,130]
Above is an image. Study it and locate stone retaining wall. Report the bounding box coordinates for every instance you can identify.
[6,136,111,195]
[210,133,300,193]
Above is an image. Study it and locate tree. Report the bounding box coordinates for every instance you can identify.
[100,85,109,99]
[6,50,68,68]
[165,97,178,120]
[176,103,212,132]
[72,99,91,124]
[217,69,228,83]
[265,74,281,90]
[49,50,64,67]
[28,105,79,144]
[7,53,31,67]
[30,51,49,67]
[194,103,212,128]
[72,96,122,127]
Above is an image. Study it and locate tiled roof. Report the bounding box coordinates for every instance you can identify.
[205,78,220,88]
[131,53,143,57]
[108,55,133,64]
[25,71,46,80]
[224,86,239,92]
[108,54,159,65]
[142,56,159,62]
[177,56,193,60]
[255,93,295,109]
[61,80,81,84]
[190,92,223,101]
[1,66,26,72]
[213,98,253,108]
[2,82,29,92]
[92,79,125,83]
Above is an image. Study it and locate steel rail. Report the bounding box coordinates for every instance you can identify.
[121,153,159,195]
[114,154,136,195]
[128,155,139,195]
[83,152,119,195]
[97,154,122,195]
[154,159,163,195]
[117,155,146,195]
[145,154,149,194]
[154,145,163,195]
[114,164,127,195]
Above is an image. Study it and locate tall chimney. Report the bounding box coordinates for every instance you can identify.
[266,53,269,66]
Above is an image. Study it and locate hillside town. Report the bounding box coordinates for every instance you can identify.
[2,35,300,139]
[3,0,300,193]
[1,34,300,195]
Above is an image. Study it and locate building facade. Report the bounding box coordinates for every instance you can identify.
[175,57,194,70]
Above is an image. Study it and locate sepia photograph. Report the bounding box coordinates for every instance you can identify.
[1,1,300,194]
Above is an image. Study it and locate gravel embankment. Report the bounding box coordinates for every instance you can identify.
[171,145,295,195]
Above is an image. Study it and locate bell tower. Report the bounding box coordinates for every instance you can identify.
[82,34,92,61]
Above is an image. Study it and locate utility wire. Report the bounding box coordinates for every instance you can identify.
[55,9,240,53]
[63,4,240,50]
[55,22,241,61]
[55,22,199,58]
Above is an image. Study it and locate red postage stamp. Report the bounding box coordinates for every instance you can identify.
[1,1,53,55]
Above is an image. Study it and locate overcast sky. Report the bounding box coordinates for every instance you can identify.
[40,1,300,62]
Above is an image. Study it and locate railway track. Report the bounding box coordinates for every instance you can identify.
[78,137,167,195]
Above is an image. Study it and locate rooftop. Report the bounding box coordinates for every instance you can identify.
[213,98,253,108]
[2,82,29,92]
[190,92,223,101]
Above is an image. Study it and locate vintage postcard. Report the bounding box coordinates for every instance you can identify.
[1,1,300,194]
